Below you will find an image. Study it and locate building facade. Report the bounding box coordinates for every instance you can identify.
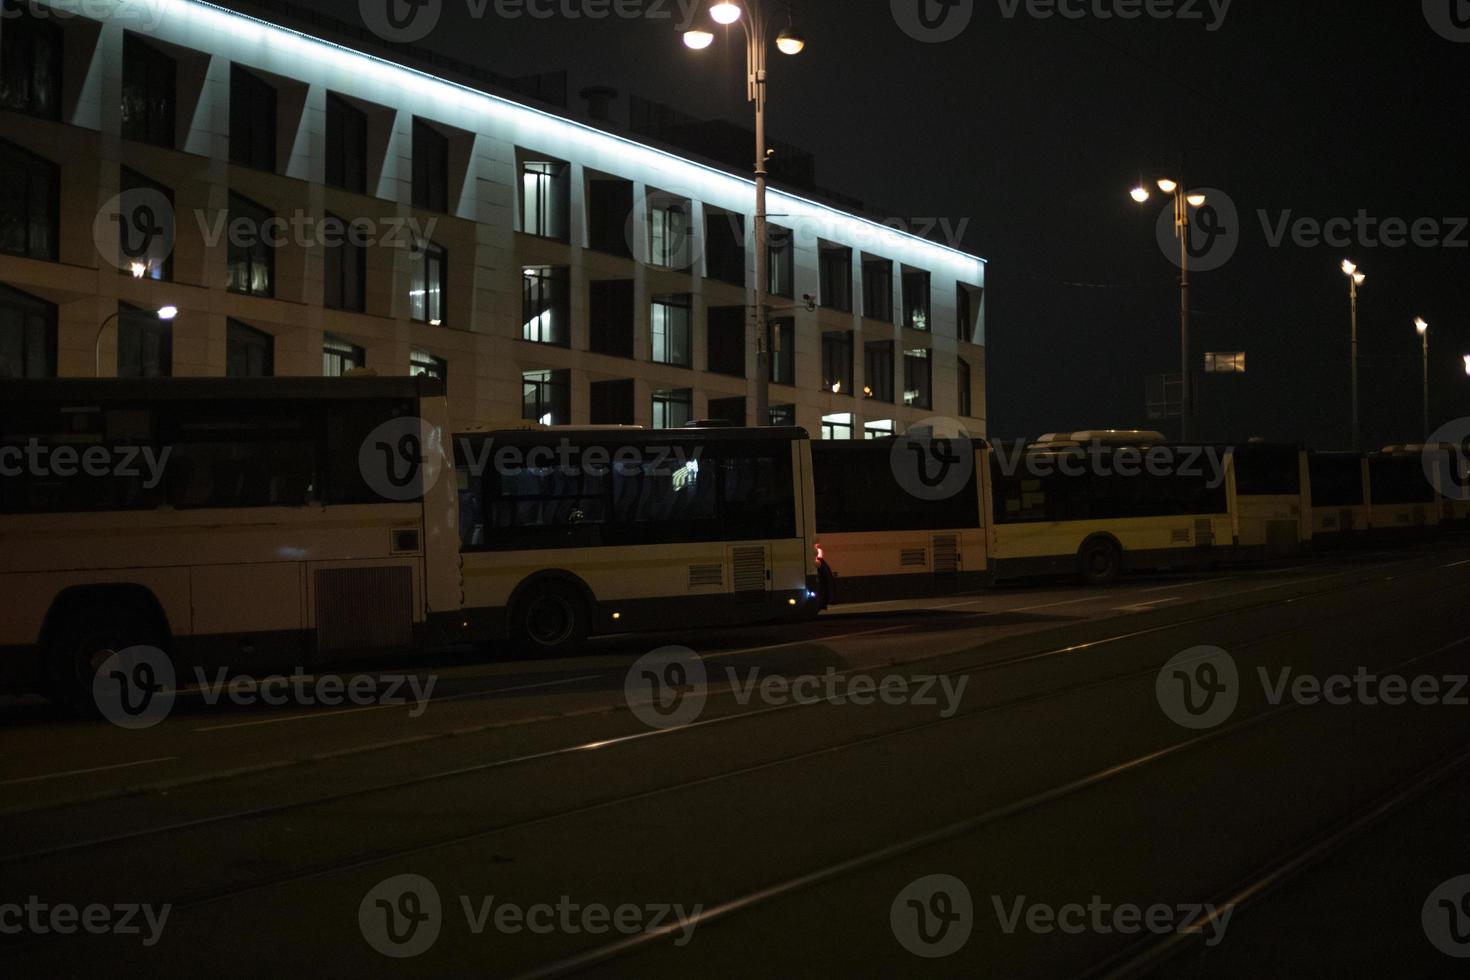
[0,0,987,437]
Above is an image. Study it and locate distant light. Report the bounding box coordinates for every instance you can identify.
[156,305,179,321]
[831,381,841,394]
[710,1,742,25]
[1416,317,1429,335]
[612,611,621,620]
[129,261,148,279]
[429,318,442,327]
[776,28,806,55]
[1186,193,1207,208]
[788,597,797,606]
[1130,186,1151,204]
[1464,354,1470,377]
[1353,273,1366,286]
[1156,179,1178,194]
[1341,259,1358,276]
[683,28,715,49]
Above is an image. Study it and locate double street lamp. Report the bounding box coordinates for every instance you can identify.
[1341,259,1367,450]
[683,1,805,427]
[1131,178,1208,441]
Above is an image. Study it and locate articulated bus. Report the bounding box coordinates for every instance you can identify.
[1384,444,1470,526]
[1308,451,1370,544]
[1368,450,1442,536]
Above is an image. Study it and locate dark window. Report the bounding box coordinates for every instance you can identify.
[707,396,746,428]
[1,3,62,119]
[412,118,449,213]
[521,157,570,241]
[706,305,746,378]
[651,294,692,367]
[705,208,745,285]
[822,331,853,395]
[767,223,794,298]
[0,138,58,261]
[117,303,172,378]
[587,175,633,258]
[958,356,972,417]
[957,284,981,342]
[121,34,175,148]
[1368,456,1436,505]
[1309,454,1365,508]
[769,317,795,386]
[770,404,795,426]
[863,257,893,322]
[648,193,692,270]
[522,266,570,346]
[819,242,852,313]
[323,213,366,312]
[226,192,274,297]
[226,320,273,377]
[229,65,277,171]
[1232,446,1302,496]
[0,282,56,378]
[902,268,931,331]
[323,335,365,376]
[903,348,932,410]
[652,388,692,429]
[324,398,423,503]
[410,349,448,385]
[325,93,368,194]
[523,369,570,425]
[589,379,634,425]
[119,168,174,281]
[992,451,1228,525]
[813,442,981,533]
[864,340,894,403]
[588,279,634,358]
[411,241,447,325]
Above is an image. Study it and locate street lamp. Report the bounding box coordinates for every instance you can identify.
[1415,317,1430,439]
[1130,176,1208,441]
[1342,260,1366,449]
[682,1,805,426]
[94,304,177,376]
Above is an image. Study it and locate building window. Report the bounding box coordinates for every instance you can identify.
[521,157,570,241]
[412,118,449,213]
[325,93,368,194]
[229,65,277,172]
[589,279,634,358]
[410,240,447,326]
[523,369,569,425]
[705,207,745,285]
[523,266,570,346]
[902,267,931,332]
[822,413,854,441]
[323,335,365,376]
[864,419,895,440]
[863,257,893,322]
[0,283,56,378]
[769,317,795,386]
[121,33,175,148]
[587,174,632,258]
[648,193,692,270]
[767,223,794,298]
[904,347,932,409]
[226,192,274,297]
[410,349,448,385]
[117,303,172,378]
[323,213,366,312]
[1,3,62,120]
[819,242,852,313]
[590,379,634,425]
[651,294,692,367]
[864,340,894,403]
[0,139,58,261]
[119,168,174,281]
[822,330,853,395]
[1205,351,1247,373]
[957,283,981,342]
[770,404,796,427]
[708,396,746,428]
[958,356,973,417]
[652,388,692,429]
[706,305,746,378]
[226,320,273,377]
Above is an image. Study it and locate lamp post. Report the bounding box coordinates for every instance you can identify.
[94,304,178,376]
[1130,178,1208,441]
[683,1,805,426]
[1415,317,1430,439]
[1342,260,1366,450]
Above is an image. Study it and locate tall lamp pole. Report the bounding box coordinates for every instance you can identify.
[1415,317,1430,440]
[1342,260,1366,450]
[683,1,805,426]
[1131,178,1207,441]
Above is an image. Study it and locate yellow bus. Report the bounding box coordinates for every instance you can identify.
[0,377,460,704]
[1224,444,1313,559]
[1308,451,1370,544]
[1367,451,1441,536]
[453,424,821,656]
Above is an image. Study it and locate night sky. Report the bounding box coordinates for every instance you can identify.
[267,0,1468,448]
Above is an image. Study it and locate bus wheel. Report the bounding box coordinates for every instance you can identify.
[1078,539,1122,586]
[44,603,166,710]
[511,584,589,658]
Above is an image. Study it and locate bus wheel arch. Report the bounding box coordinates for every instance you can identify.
[1077,534,1124,586]
[506,571,594,658]
[40,584,173,708]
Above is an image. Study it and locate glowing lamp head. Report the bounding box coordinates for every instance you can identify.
[1130,186,1151,204]
[1156,178,1178,194]
[156,305,179,321]
[710,1,742,24]
[1341,259,1358,276]
[1464,354,1470,377]
[1416,317,1429,335]
[776,27,806,55]
[1353,273,1366,287]
[683,28,715,49]
[1186,193,1207,208]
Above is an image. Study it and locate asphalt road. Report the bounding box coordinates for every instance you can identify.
[3,539,1470,978]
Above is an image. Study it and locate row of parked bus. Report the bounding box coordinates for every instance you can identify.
[0,378,1465,704]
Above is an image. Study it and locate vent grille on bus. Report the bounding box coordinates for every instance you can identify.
[688,564,724,589]
[314,565,413,653]
[932,535,960,575]
[1194,519,1215,547]
[731,547,768,593]
[1170,528,1191,545]
[900,548,928,569]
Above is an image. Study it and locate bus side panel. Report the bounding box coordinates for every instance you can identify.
[989,515,1229,580]
[818,529,987,604]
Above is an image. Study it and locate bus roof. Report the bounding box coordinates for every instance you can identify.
[458,426,811,444]
[0,376,446,401]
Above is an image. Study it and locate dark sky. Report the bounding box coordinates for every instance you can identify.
[280,0,1469,447]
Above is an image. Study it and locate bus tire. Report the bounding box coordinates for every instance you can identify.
[510,583,589,658]
[1078,538,1122,587]
[43,597,168,711]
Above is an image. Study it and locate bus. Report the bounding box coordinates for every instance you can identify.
[1384,444,1470,526]
[0,377,461,704]
[1367,450,1441,537]
[1225,444,1312,558]
[453,424,820,656]
[1308,451,1369,544]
